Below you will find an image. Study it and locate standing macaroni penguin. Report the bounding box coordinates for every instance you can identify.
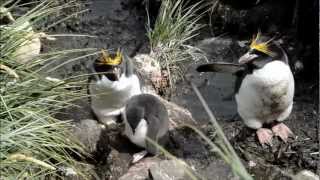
[123,94,169,163]
[88,49,141,125]
[197,32,295,145]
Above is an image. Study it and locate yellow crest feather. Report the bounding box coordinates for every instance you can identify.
[250,32,275,57]
[99,49,122,65]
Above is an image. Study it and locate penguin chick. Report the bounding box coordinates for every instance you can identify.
[197,32,295,146]
[123,94,169,162]
[88,49,141,125]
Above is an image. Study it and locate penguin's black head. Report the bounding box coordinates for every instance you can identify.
[93,49,123,81]
[126,107,145,134]
[239,32,283,65]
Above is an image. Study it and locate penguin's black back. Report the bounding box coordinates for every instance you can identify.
[125,94,168,133]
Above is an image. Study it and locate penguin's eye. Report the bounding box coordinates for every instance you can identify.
[249,49,266,57]
[249,49,257,54]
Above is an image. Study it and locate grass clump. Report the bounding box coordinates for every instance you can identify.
[0,0,94,178]
[186,81,254,180]
[147,0,206,88]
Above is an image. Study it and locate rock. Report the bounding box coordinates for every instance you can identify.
[161,99,198,130]
[72,119,110,160]
[196,37,243,63]
[14,30,41,64]
[149,160,195,180]
[119,157,160,180]
[208,0,294,35]
[56,99,93,122]
[133,53,162,95]
[119,159,197,180]
[104,149,132,180]
[0,8,41,64]
[293,170,319,180]
[58,163,100,180]
[293,60,304,74]
[200,160,240,180]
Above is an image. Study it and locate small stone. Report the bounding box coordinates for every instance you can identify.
[200,160,240,180]
[288,46,294,51]
[119,157,160,180]
[294,60,304,72]
[58,166,77,176]
[248,160,257,167]
[276,39,284,44]
[149,160,194,180]
[293,170,319,180]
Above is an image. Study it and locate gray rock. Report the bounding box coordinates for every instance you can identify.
[149,160,194,180]
[72,119,110,157]
[119,159,197,180]
[208,0,293,35]
[119,157,160,180]
[133,53,162,95]
[197,37,238,63]
[293,170,319,180]
[161,99,198,130]
[200,160,240,180]
[58,163,100,180]
[105,149,132,180]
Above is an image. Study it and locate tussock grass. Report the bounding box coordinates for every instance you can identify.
[187,81,254,180]
[147,0,207,87]
[0,0,96,179]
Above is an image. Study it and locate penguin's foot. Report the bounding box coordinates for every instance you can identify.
[105,120,116,126]
[132,150,148,164]
[256,128,273,146]
[98,118,116,126]
[271,123,293,143]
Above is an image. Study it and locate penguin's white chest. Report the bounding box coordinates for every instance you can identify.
[236,61,295,125]
[124,119,148,148]
[89,75,141,118]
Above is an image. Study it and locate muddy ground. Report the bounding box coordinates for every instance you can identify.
[20,0,319,179]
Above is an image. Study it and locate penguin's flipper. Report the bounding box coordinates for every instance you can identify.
[87,75,94,104]
[124,55,134,77]
[145,115,161,155]
[196,62,245,74]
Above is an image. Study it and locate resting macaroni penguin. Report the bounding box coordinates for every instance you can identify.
[88,49,141,125]
[197,32,295,145]
[123,94,169,163]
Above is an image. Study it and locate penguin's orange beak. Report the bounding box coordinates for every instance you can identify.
[238,51,258,64]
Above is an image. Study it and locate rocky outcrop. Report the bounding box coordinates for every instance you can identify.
[69,54,203,179]
[119,159,195,180]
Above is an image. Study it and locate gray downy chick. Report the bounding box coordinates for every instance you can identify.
[123,94,169,163]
